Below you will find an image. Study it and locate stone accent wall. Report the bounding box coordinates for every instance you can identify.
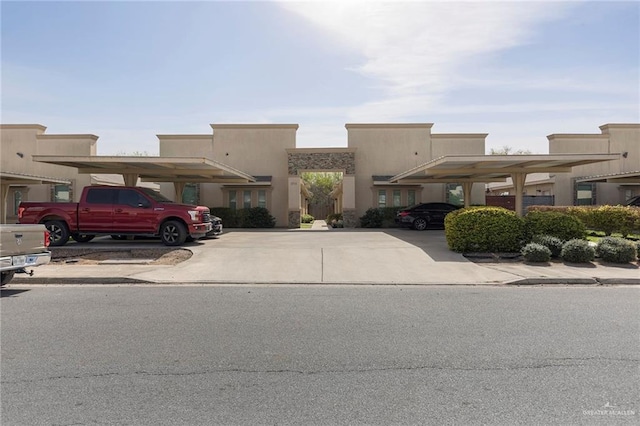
[288,210,301,228]
[288,152,356,175]
[342,209,358,228]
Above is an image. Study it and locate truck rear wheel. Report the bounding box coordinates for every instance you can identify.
[45,220,70,246]
[1,271,15,286]
[160,220,187,246]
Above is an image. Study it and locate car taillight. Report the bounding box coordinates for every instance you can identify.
[399,211,410,217]
[44,230,51,248]
[18,206,25,219]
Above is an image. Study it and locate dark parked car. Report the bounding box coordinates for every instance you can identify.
[626,196,640,207]
[395,202,461,230]
[206,215,223,237]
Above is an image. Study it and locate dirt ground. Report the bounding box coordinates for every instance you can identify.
[51,249,192,265]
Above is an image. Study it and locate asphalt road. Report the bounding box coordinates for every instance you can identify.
[1,286,638,425]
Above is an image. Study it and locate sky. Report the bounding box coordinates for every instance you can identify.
[1,0,638,155]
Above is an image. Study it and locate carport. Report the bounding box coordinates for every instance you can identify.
[30,155,256,200]
[576,170,640,184]
[0,171,71,224]
[390,154,620,216]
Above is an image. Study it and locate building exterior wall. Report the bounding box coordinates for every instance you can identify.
[3,121,637,226]
[0,125,96,222]
[548,124,640,205]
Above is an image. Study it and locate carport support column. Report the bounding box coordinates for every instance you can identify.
[1,184,9,224]
[511,173,527,216]
[462,182,473,208]
[341,175,357,228]
[288,176,302,228]
[122,173,139,187]
[173,182,186,203]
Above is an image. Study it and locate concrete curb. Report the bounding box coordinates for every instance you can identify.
[9,277,640,286]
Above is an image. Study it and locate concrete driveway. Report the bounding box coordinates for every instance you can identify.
[130,228,519,284]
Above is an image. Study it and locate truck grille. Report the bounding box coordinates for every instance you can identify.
[203,213,211,223]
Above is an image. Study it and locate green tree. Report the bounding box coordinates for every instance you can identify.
[301,172,342,207]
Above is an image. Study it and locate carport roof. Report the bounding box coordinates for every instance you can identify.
[390,154,621,183]
[576,170,640,184]
[0,171,71,185]
[31,155,256,183]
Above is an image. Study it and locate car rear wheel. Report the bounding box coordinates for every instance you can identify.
[160,220,187,246]
[413,217,429,231]
[44,220,70,246]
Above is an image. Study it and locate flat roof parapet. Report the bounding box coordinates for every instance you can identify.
[345,123,434,129]
[211,124,299,130]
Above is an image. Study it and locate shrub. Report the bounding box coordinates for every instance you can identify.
[521,243,552,263]
[524,211,586,241]
[561,239,595,263]
[358,207,402,228]
[240,207,276,228]
[360,208,385,228]
[326,213,343,228]
[301,214,315,224]
[588,205,638,236]
[209,207,240,228]
[445,207,525,253]
[531,234,564,258]
[596,237,638,263]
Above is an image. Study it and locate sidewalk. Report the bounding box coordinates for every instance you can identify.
[7,229,640,286]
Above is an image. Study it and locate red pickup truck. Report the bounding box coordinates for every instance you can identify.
[18,186,212,246]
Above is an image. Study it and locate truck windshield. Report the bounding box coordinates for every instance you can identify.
[139,188,174,203]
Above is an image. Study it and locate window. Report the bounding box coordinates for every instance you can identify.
[576,183,595,205]
[407,190,416,207]
[117,189,147,207]
[229,191,237,210]
[258,190,266,208]
[393,190,401,207]
[54,184,71,202]
[182,183,198,205]
[13,191,22,215]
[446,183,463,205]
[243,190,252,209]
[86,188,115,204]
[378,190,386,208]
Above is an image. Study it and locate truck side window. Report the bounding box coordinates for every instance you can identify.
[86,188,115,204]
[117,189,147,207]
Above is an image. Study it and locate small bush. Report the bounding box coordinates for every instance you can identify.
[360,208,385,228]
[240,207,276,228]
[301,214,315,224]
[522,243,552,263]
[532,234,564,258]
[445,207,525,253]
[326,213,343,228]
[596,237,638,263]
[561,239,595,263]
[524,211,586,241]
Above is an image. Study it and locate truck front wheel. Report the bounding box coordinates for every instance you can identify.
[45,220,70,246]
[1,271,15,286]
[160,220,187,246]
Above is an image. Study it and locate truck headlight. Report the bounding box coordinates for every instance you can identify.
[188,210,199,221]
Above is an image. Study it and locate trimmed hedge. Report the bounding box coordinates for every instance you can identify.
[301,214,315,224]
[445,207,525,253]
[359,207,402,228]
[209,207,276,228]
[527,205,640,237]
[524,210,586,241]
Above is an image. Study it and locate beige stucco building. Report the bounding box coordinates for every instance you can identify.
[487,124,640,206]
[1,122,638,226]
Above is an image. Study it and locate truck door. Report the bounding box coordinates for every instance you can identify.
[112,189,156,233]
[79,188,116,232]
